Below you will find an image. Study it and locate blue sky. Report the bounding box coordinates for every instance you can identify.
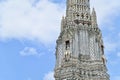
[0,0,120,80]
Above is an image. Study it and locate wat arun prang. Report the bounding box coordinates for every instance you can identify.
[54,0,110,80]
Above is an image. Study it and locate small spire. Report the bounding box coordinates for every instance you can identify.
[91,7,97,27]
[92,7,96,16]
[93,7,95,11]
[61,16,65,31]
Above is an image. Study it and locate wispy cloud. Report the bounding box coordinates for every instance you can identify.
[91,0,120,25]
[27,77,32,80]
[0,0,65,44]
[112,76,120,80]
[117,52,120,57]
[104,38,118,53]
[43,71,54,80]
[0,0,120,45]
[118,33,120,37]
[19,47,42,56]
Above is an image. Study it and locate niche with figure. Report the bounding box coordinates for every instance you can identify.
[65,40,70,50]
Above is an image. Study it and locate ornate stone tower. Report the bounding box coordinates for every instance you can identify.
[54,0,110,80]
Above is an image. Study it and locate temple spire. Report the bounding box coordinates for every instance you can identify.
[91,8,98,27]
[61,16,65,31]
[66,0,90,20]
[54,0,110,80]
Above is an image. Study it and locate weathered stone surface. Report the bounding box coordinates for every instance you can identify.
[54,0,110,80]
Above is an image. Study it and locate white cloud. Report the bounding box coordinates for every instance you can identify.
[27,77,32,80]
[43,71,54,80]
[103,34,120,57]
[0,0,65,44]
[117,52,120,57]
[112,76,120,80]
[0,0,120,45]
[20,47,41,56]
[104,38,118,53]
[118,33,120,37]
[104,41,118,53]
[91,0,120,25]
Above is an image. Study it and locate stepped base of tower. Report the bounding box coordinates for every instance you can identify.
[54,56,109,80]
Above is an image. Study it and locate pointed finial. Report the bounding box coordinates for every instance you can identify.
[91,7,98,27]
[92,7,96,15]
[93,7,95,11]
